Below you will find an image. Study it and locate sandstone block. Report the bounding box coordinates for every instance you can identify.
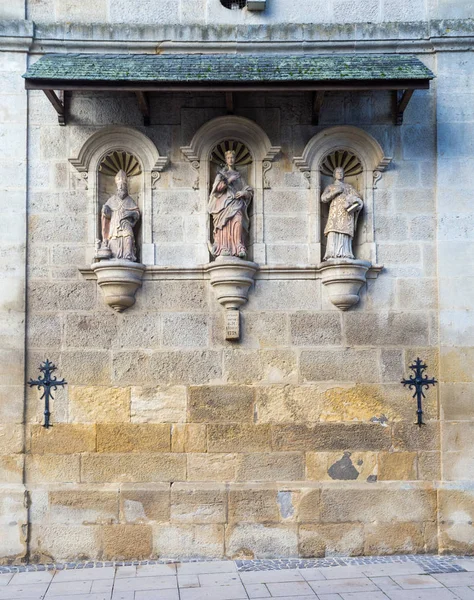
[162,314,209,347]
[64,313,117,349]
[139,281,207,312]
[96,424,170,453]
[344,312,430,346]
[290,313,342,346]
[28,281,96,312]
[69,386,130,423]
[248,280,321,312]
[48,489,119,525]
[148,351,222,385]
[300,349,380,383]
[264,189,308,213]
[296,489,321,524]
[120,483,170,523]
[223,349,297,385]
[28,314,61,349]
[396,279,437,310]
[320,487,437,523]
[25,455,80,483]
[440,383,474,420]
[226,523,298,559]
[0,424,23,455]
[440,347,474,383]
[207,425,272,453]
[153,524,224,558]
[241,312,289,348]
[228,485,280,523]
[112,351,152,386]
[378,452,417,481]
[364,522,434,555]
[171,483,226,524]
[306,452,377,482]
[0,487,27,563]
[61,351,110,386]
[272,423,391,452]
[392,422,440,451]
[30,424,96,454]
[299,523,364,558]
[188,386,254,423]
[116,314,162,349]
[187,454,239,482]
[81,453,186,483]
[172,424,207,453]
[255,386,325,424]
[100,524,153,560]
[29,523,98,562]
[265,215,308,243]
[0,455,23,483]
[131,386,187,423]
[236,453,304,482]
[418,451,441,480]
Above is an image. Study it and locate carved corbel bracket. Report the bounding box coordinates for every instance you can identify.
[92,259,145,312]
[262,146,281,189]
[319,258,373,311]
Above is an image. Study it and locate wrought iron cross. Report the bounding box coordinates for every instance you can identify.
[401,357,437,427]
[28,359,67,429]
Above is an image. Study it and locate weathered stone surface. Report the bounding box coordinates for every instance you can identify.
[171,483,226,524]
[226,523,298,558]
[96,424,170,453]
[289,312,342,346]
[207,425,272,453]
[0,455,23,483]
[272,423,391,452]
[139,281,207,312]
[300,349,380,382]
[320,487,437,523]
[162,314,209,347]
[438,488,474,553]
[224,349,298,384]
[392,422,440,451]
[30,424,96,455]
[25,455,81,483]
[153,524,224,558]
[100,524,153,560]
[255,386,325,423]
[28,281,96,312]
[131,386,187,423]
[441,347,474,383]
[148,351,222,385]
[378,452,417,481]
[27,314,61,348]
[29,523,98,562]
[48,489,119,524]
[69,386,130,423]
[345,312,430,346]
[418,451,441,480]
[0,424,23,455]
[296,489,321,523]
[61,351,110,386]
[299,523,364,557]
[187,453,239,482]
[364,522,434,555]
[64,313,117,349]
[116,313,162,349]
[236,453,304,482]
[188,386,254,423]
[241,313,289,348]
[228,485,280,523]
[81,453,186,483]
[172,424,206,453]
[306,452,377,482]
[248,281,321,312]
[120,483,170,523]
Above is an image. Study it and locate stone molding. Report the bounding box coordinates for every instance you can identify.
[69,126,169,265]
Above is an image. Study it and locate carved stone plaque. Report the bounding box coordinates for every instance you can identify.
[225,310,240,341]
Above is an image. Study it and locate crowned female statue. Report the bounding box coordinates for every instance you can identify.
[99,170,140,262]
[208,150,254,259]
[321,166,363,260]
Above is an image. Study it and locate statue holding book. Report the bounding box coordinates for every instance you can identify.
[321,166,363,260]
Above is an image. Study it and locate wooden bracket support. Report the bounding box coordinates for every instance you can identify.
[43,90,66,126]
[226,92,234,115]
[312,91,325,126]
[394,89,414,125]
[136,91,150,126]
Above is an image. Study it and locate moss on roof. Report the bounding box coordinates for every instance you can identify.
[23,53,434,83]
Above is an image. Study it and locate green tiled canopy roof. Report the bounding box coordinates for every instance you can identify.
[23,53,434,84]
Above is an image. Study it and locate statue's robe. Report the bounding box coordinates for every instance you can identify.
[208,168,253,258]
[101,194,140,261]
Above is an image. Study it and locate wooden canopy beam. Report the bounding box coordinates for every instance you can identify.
[312,91,325,126]
[225,92,234,115]
[394,89,415,125]
[43,90,66,126]
[135,91,150,126]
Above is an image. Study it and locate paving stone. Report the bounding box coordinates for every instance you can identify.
[240,570,305,584]
[135,590,180,600]
[178,575,200,588]
[53,568,116,581]
[115,567,136,579]
[339,593,389,600]
[309,578,379,595]
[0,583,49,599]
[449,588,474,600]
[244,583,271,598]
[298,568,326,581]
[433,573,474,587]
[9,571,54,584]
[385,590,458,600]
[180,584,248,600]
[0,575,11,587]
[136,564,177,577]
[47,580,93,596]
[391,575,443,589]
[266,581,316,596]
[320,567,369,580]
[362,564,423,577]
[456,560,474,572]
[370,576,402,592]
[113,576,178,591]
[178,563,238,575]
[198,573,242,586]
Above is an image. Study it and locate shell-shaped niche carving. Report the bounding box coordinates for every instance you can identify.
[321,150,362,177]
[99,151,142,177]
[211,140,253,168]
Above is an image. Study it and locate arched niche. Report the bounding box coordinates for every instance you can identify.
[294,126,391,263]
[181,116,280,264]
[69,126,169,265]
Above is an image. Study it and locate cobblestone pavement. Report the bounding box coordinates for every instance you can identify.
[0,556,473,600]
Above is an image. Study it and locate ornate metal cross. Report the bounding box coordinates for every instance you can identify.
[401,357,437,427]
[28,359,67,429]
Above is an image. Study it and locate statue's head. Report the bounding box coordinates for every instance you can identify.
[115,169,128,198]
[333,167,345,181]
[225,150,236,168]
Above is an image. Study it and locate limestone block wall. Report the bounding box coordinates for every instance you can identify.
[20,79,443,561]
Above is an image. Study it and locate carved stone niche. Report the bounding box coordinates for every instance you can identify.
[294,126,391,310]
[182,116,280,339]
[71,127,168,311]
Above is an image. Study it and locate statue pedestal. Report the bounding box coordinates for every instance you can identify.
[318,258,371,311]
[205,257,258,340]
[91,259,145,312]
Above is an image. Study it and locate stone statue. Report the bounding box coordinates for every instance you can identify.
[208,150,254,259]
[321,166,363,260]
[98,170,140,262]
